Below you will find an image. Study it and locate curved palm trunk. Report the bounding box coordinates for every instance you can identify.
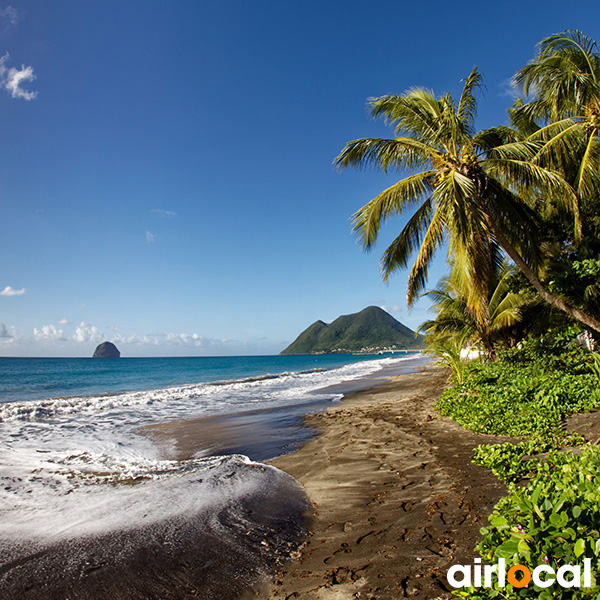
[484,213,600,334]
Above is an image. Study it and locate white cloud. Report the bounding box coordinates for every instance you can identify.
[111,331,230,350]
[33,324,67,341]
[151,209,177,218]
[0,285,26,296]
[0,322,245,357]
[0,53,38,101]
[73,322,104,344]
[58,318,69,325]
[0,322,18,346]
[145,230,155,243]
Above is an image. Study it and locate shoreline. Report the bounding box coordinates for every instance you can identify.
[0,362,511,600]
[254,365,511,599]
[141,355,431,463]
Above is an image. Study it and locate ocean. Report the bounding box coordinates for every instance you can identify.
[0,352,428,599]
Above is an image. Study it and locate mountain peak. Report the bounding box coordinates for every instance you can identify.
[280,307,422,355]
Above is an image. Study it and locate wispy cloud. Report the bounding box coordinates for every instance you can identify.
[58,317,69,325]
[0,53,37,100]
[0,322,13,338]
[0,6,18,28]
[498,77,520,100]
[145,230,155,243]
[112,331,231,350]
[0,285,26,296]
[33,324,67,341]
[380,304,402,314]
[151,209,177,218]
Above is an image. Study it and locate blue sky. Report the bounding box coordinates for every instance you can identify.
[0,0,597,357]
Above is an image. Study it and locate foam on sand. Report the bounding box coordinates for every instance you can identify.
[0,454,311,599]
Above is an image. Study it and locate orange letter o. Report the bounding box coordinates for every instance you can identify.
[508,565,532,588]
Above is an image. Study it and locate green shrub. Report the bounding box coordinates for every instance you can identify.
[439,337,600,599]
[462,447,600,599]
[435,344,600,439]
[472,441,545,485]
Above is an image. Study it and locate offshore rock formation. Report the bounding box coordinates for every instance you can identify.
[93,341,121,358]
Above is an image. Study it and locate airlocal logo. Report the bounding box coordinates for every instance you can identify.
[448,557,593,589]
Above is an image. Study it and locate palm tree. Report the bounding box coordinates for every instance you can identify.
[419,259,529,357]
[334,67,600,333]
[513,30,600,233]
[425,328,472,384]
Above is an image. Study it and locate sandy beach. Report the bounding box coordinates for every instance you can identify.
[0,364,511,600]
[253,365,511,600]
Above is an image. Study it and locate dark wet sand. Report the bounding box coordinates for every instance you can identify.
[0,462,311,600]
[142,398,332,462]
[142,355,432,464]
[253,366,511,600]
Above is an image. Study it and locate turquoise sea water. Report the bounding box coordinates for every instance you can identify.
[0,351,427,598]
[0,352,421,404]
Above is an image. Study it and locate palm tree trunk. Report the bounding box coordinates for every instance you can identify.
[485,214,600,334]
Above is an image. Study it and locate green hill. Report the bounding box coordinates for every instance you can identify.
[280,306,423,355]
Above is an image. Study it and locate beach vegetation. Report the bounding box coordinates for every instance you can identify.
[463,446,600,599]
[424,329,472,383]
[436,328,600,598]
[435,335,600,438]
[338,29,600,599]
[419,259,530,360]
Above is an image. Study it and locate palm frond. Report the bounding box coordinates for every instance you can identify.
[377,197,437,280]
[540,30,596,53]
[515,30,600,120]
[488,261,518,311]
[528,119,585,167]
[382,203,446,305]
[368,89,443,144]
[474,126,522,151]
[351,171,435,249]
[457,66,482,133]
[484,159,578,213]
[478,179,542,270]
[486,140,541,161]
[574,133,600,202]
[508,98,542,136]
[333,137,433,173]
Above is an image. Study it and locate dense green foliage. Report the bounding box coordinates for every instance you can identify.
[472,441,550,485]
[459,447,600,599]
[435,342,600,439]
[337,30,600,599]
[438,338,600,599]
[280,306,422,354]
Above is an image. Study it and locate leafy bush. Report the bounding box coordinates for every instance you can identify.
[472,441,546,485]
[464,447,600,599]
[443,337,600,599]
[435,343,600,439]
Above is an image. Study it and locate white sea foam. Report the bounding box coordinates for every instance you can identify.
[0,354,423,541]
[0,453,280,541]
[0,355,417,424]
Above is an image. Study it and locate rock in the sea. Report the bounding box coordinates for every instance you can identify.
[93,341,121,358]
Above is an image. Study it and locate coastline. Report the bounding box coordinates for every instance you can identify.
[141,354,431,463]
[0,361,511,600]
[254,365,511,599]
